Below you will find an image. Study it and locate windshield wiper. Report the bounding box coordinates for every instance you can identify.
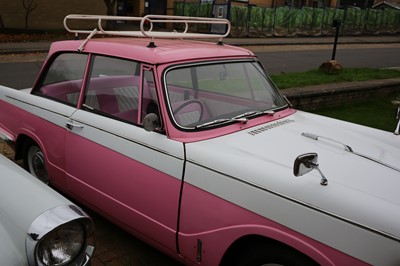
[195,110,275,129]
[195,117,247,129]
[233,110,275,120]
[232,111,258,119]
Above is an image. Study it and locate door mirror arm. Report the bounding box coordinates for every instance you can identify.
[293,153,328,186]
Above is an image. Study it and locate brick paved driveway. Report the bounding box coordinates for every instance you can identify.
[0,140,182,266]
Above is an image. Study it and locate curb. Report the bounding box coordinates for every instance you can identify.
[0,42,50,54]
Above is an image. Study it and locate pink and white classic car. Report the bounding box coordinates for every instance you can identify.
[0,15,399,266]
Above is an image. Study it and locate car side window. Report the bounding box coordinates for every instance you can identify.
[34,53,88,106]
[83,55,141,124]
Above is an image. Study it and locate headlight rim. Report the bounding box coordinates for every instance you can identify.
[26,205,94,266]
[36,220,86,266]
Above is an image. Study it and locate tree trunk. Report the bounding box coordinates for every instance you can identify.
[104,0,117,29]
[104,0,117,15]
[22,0,38,29]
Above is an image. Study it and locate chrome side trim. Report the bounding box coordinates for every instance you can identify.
[302,132,400,173]
[71,117,184,161]
[8,95,183,161]
[26,205,94,266]
[0,131,13,145]
[395,106,400,135]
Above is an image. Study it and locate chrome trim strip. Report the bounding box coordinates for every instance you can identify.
[302,132,400,173]
[8,95,183,161]
[0,131,13,144]
[6,95,72,118]
[71,117,184,161]
[394,107,400,135]
[187,159,400,243]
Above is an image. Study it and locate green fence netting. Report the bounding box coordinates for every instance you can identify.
[174,1,400,37]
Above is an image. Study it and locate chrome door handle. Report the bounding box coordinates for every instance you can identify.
[66,121,84,129]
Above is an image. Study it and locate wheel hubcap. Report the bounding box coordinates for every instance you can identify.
[28,146,49,184]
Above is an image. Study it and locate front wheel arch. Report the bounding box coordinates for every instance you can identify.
[220,235,318,266]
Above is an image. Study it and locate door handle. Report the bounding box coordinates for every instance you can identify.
[66,121,84,130]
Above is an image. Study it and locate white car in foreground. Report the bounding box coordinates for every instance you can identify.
[0,153,94,266]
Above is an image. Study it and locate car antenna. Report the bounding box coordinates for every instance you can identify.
[147,38,157,48]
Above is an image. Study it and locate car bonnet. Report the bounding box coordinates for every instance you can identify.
[185,110,400,241]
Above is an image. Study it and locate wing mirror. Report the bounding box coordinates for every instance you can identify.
[293,153,328,186]
[143,113,160,132]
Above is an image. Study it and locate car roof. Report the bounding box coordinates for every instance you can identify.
[49,38,255,64]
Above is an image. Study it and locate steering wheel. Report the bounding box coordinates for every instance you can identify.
[173,99,204,123]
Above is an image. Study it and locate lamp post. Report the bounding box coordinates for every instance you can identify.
[319,19,343,73]
[331,19,341,60]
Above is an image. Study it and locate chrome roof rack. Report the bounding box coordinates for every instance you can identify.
[64,14,231,50]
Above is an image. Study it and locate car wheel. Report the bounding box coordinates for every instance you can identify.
[23,141,49,184]
[232,242,317,266]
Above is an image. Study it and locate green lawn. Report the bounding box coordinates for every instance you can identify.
[271,68,400,89]
[270,68,400,132]
[312,92,400,132]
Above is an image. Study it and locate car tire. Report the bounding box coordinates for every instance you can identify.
[23,140,49,184]
[230,242,318,266]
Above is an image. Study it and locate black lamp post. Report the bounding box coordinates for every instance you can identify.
[331,19,341,60]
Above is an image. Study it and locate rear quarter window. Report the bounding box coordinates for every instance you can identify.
[34,53,89,106]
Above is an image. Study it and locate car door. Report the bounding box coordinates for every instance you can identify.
[30,52,89,188]
[64,55,184,251]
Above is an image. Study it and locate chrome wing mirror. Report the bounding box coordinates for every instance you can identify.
[293,153,328,186]
[143,113,160,132]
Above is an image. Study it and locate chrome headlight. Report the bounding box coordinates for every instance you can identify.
[37,220,84,265]
[26,205,94,266]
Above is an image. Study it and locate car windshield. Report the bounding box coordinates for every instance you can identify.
[165,60,287,129]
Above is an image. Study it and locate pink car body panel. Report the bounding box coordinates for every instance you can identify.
[0,95,71,188]
[45,39,254,66]
[178,182,367,265]
[65,132,181,251]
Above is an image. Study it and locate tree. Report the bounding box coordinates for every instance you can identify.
[103,0,118,29]
[22,0,38,29]
[104,0,117,16]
